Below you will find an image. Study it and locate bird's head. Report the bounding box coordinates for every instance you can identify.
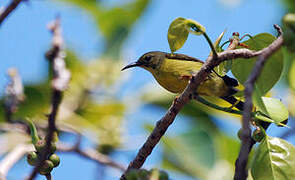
[121,51,165,72]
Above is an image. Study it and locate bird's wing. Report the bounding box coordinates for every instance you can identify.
[165,53,204,63]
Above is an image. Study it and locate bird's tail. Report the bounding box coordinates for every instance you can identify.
[221,96,274,130]
[221,96,244,111]
[219,75,282,129]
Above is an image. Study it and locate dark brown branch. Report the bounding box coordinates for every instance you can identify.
[0,0,23,26]
[234,24,283,180]
[45,174,51,180]
[27,17,70,180]
[120,25,283,179]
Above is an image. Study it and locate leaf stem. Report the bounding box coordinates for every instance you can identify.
[203,32,218,59]
[220,40,231,49]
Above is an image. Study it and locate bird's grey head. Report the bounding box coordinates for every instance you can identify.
[121,51,165,71]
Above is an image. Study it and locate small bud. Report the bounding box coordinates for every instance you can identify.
[159,170,169,180]
[138,169,149,179]
[49,154,60,167]
[50,142,57,153]
[252,129,265,142]
[52,132,59,143]
[283,13,295,27]
[39,160,54,175]
[237,128,243,140]
[35,139,46,153]
[45,132,59,143]
[125,169,139,180]
[27,151,38,166]
[97,144,114,155]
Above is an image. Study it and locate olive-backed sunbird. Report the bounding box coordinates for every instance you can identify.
[122,51,243,110]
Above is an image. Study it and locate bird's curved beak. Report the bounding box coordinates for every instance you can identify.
[121,62,141,71]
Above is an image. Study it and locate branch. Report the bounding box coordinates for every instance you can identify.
[3,68,25,122]
[27,17,70,180]
[57,140,126,172]
[120,25,283,179]
[45,174,51,180]
[234,24,283,180]
[0,0,24,26]
[0,144,34,179]
[0,122,126,175]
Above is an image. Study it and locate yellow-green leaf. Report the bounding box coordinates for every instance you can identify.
[184,19,206,35]
[288,58,295,90]
[167,17,206,53]
[167,17,189,53]
[252,85,269,116]
[251,136,295,180]
[232,33,284,95]
[283,13,295,27]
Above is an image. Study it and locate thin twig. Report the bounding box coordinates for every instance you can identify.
[233,24,283,180]
[27,17,70,180]
[45,174,51,180]
[120,25,283,179]
[57,143,126,172]
[0,122,125,174]
[0,0,24,26]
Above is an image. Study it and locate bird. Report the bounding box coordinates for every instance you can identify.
[121,51,244,110]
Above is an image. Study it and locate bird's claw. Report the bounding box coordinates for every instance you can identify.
[179,75,192,80]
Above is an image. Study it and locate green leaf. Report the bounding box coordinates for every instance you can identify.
[289,58,295,90]
[283,13,295,27]
[214,30,226,49]
[256,97,289,125]
[167,17,205,53]
[232,33,284,95]
[185,19,206,35]
[213,30,232,76]
[251,136,295,180]
[252,85,269,116]
[167,17,189,53]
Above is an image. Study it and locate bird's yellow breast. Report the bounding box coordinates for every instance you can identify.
[144,58,230,97]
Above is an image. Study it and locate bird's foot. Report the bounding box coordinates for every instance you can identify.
[173,95,180,105]
[238,42,249,48]
[179,75,192,80]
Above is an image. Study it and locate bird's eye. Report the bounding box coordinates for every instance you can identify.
[144,56,151,62]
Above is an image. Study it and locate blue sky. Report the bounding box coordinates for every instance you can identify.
[0,0,288,179]
[0,0,285,93]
